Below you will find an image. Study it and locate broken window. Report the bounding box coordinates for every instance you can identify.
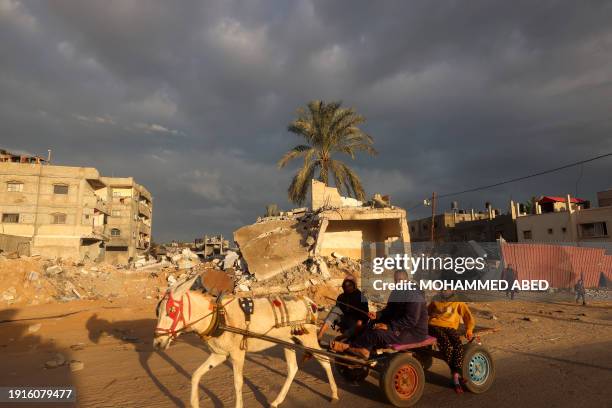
[579,222,608,238]
[51,213,67,224]
[2,213,19,223]
[7,181,23,192]
[111,228,121,237]
[53,184,69,194]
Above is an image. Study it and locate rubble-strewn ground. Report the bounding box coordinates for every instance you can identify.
[0,256,168,306]
[1,258,611,407]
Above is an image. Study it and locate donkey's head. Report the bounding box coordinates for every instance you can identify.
[153,276,198,350]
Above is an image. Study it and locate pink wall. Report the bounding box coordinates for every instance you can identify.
[501,243,612,288]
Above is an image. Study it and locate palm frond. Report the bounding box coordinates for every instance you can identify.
[288,159,317,205]
[277,145,313,168]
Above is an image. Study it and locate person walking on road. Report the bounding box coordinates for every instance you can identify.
[575,276,587,306]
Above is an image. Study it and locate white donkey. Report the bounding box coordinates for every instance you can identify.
[153,277,339,408]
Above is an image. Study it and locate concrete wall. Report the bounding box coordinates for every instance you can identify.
[0,233,31,256]
[317,207,410,259]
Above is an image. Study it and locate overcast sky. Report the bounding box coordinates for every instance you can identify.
[1,1,611,242]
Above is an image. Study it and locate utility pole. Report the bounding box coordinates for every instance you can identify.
[430,192,437,243]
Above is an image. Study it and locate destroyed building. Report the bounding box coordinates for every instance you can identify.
[0,149,152,263]
[100,177,153,264]
[227,179,411,293]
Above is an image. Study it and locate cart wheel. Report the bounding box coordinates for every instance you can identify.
[380,354,424,407]
[334,361,370,383]
[461,343,495,394]
[414,351,433,371]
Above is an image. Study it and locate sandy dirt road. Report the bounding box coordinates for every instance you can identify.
[1,298,611,408]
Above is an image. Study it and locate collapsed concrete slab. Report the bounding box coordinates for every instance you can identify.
[233,219,312,281]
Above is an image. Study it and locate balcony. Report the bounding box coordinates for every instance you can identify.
[138,221,152,234]
[138,201,152,218]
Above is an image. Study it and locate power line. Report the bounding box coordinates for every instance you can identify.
[406,151,612,211]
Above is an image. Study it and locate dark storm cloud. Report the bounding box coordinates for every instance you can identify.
[1,0,611,241]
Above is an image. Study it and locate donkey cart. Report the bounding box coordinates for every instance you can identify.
[218,324,496,407]
[331,329,496,407]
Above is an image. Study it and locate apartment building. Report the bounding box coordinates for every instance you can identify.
[515,193,611,243]
[408,205,517,242]
[0,149,153,262]
[0,161,110,260]
[101,177,153,264]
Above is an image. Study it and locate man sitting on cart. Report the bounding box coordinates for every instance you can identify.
[318,275,369,341]
[331,270,428,360]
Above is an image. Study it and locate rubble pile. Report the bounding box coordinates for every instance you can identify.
[0,256,166,306]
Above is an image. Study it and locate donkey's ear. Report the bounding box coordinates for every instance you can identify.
[172,276,199,298]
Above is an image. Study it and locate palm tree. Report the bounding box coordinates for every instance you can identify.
[278,100,377,205]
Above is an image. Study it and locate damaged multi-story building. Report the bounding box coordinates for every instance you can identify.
[0,149,152,262]
[100,177,153,264]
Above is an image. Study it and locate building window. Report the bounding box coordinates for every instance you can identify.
[111,228,121,237]
[7,181,23,192]
[547,228,553,235]
[410,226,415,232]
[562,227,567,233]
[579,222,608,238]
[523,230,532,239]
[51,213,67,224]
[112,210,121,217]
[53,184,69,194]
[1,213,19,223]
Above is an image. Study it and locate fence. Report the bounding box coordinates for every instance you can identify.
[501,243,612,288]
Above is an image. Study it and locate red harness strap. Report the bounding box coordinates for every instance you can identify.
[155,291,192,338]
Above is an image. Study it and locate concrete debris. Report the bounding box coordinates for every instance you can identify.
[234,218,316,281]
[70,343,85,351]
[28,323,42,333]
[222,251,240,270]
[314,258,331,279]
[2,286,17,302]
[45,265,63,276]
[69,360,85,372]
[1,255,167,306]
[45,353,66,369]
[27,271,39,281]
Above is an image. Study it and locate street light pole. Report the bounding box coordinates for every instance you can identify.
[430,192,437,243]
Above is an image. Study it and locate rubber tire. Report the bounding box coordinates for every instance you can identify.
[334,360,370,383]
[461,343,495,394]
[414,351,433,371]
[380,354,425,407]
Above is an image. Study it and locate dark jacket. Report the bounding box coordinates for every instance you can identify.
[379,289,428,340]
[337,289,369,324]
